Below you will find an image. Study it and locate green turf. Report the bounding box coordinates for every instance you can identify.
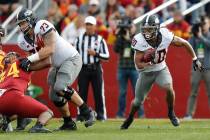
[0,119,210,140]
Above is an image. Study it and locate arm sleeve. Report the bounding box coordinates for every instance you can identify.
[34,20,55,36]
[98,39,110,60]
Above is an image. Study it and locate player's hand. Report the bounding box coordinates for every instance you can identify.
[19,58,31,72]
[193,59,204,72]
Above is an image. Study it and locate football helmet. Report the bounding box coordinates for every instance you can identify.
[141,15,160,40]
[16,8,37,35]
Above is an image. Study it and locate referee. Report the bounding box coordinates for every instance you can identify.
[75,16,109,121]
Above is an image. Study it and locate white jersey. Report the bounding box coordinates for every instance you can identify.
[131,28,174,72]
[18,20,79,67]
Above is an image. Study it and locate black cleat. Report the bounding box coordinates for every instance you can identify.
[120,117,134,130]
[168,113,180,127]
[16,118,32,130]
[29,125,51,133]
[84,109,96,128]
[57,121,77,131]
[0,116,13,132]
[76,114,85,122]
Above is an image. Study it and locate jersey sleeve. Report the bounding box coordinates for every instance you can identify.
[34,20,55,36]
[131,34,148,52]
[17,33,29,51]
[161,28,174,43]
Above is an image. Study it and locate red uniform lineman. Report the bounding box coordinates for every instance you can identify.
[0,52,53,133]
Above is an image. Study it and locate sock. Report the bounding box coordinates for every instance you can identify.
[168,106,174,115]
[79,103,90,115]
[63,116,73,124]
[128,104,139,119]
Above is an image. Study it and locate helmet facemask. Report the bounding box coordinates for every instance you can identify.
[141,24,159,40]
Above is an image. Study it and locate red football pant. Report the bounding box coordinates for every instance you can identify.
[0,91,49,118]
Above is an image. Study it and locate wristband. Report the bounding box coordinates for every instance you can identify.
[192,56,197,61]
[27,53,40,62]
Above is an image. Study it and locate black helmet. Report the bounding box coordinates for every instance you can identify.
[16,8,37,35]
[141,15,160,40]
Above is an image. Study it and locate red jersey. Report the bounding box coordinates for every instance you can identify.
[0,60,32,94]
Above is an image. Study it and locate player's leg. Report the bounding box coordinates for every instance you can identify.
[155,67,179,126]
[129,69,144,118]
[121,71,155,129]
[54,55,95,127]
[185,70,201,118]
[48,68,76,130]
[116,69,129,118]
[16,95,53,133]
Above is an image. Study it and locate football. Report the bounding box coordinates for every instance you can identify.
[142,48,156,63]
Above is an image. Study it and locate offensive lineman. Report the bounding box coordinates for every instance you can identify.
[16,9,95,130]
[121,15,204,129]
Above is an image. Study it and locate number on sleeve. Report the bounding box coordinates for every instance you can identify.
[132,38,137,47]
[40,22,49,32]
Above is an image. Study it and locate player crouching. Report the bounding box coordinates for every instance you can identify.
[0,52,53,133]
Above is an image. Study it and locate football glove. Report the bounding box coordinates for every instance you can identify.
[19,58,31,72]
[193,59,204,72]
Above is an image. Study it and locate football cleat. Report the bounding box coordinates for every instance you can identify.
[29,124,51,133]
[120,116,134,130]
[168,112,180,127]
[16,118,32,130]
[56,121,77,131]
[84,109,96,128]
[0,116,13,132]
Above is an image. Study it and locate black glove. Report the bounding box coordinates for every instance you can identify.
[193,59,204,72]
[19,58,31,72]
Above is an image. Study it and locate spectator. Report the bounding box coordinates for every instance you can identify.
[114,17,144,118]
[60,4,79,31]
[0,0,19,23]
[61,14,85,45]
[105,0,125,22]
[167,10,191,40]
[46,0,64,34]
[184,16,210,119]
[75,16,110,121]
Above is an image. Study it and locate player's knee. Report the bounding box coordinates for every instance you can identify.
[162,84,174,93]
[133,98,141,107]
[53,98,67,107]
[56,86,75,100]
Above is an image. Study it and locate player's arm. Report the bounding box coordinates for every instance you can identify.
[27,30,56,63]
[171,36,197,59]
[171,36,204,71]
[29,57,51,71]
[134,50,151,69]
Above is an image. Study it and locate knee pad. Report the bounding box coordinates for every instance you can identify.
[62,86,75,100]
[53,98,67,107]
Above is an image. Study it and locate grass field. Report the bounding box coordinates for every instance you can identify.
[0,119,210,140]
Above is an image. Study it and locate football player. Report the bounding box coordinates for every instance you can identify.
[16,9,95,130]
[0,52,53,133]
[121,15,204,129]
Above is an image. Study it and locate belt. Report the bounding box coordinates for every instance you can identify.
[82,62,100,70]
